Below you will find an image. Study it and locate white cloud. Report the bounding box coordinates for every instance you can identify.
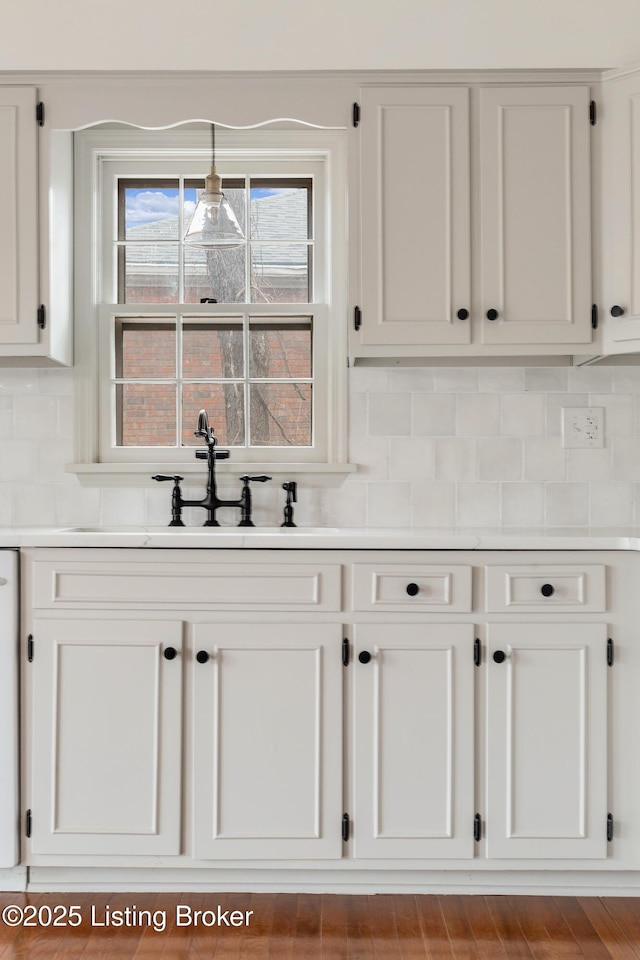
[126,190,185,226]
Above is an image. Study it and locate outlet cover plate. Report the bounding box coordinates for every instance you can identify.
[561,407,605,449]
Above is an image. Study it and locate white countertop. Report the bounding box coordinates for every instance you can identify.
[1,526,640,550]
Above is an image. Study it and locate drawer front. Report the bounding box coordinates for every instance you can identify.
[31,559,342,611]
[353,564,472,612]
[485,565,606,613]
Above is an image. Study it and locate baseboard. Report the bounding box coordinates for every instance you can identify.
[0,867,27,891]
[26,867,640,896]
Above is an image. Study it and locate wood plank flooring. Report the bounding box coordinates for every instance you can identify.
[1,894,640,958]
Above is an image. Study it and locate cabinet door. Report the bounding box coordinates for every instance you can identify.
[353,623,475,859]
[486,622,608,859]
[0,87,39,345]
[602,74,640,349]
[29,618,183,856]
[357,86,471,346]
[193,622,343,860]
[479,86,592,346]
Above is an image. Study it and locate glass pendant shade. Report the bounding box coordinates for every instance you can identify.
[184,164,246,247]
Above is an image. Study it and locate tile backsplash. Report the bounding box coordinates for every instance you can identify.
[2,363,640,528]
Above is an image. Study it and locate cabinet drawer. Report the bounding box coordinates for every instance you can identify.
[31,558,342,611]
[485,565,606,613]
[352,564,472,612]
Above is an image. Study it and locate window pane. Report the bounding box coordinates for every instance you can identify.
[120,181,180,241]
[117,383,176,446]
[249,320,312,378]
[250,383,312,446]
[184,245,246,303]
[183,320,244,379]
[116,320,176,379]
[250,243,310,303]
[182,383,245,447]
[121,244,179,303]
[250,181,311,241]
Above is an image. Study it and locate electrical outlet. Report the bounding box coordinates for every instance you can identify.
[561,407,605,448]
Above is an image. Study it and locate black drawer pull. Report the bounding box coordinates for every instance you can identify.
[540,583,555,597]
[163,647,177,660]
[358,651,372,664]
[486,308,499,321]
[406,582,420,597]
[493,650,507,664]
[196,650,210,664]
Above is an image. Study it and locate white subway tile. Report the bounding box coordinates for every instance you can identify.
[545,393,589,436]
[0,484,13,526]
[38,369,75,396]
[435,438,476,481]
[411,482,455,527]
[367,482,411,527]
[413,393,456,436]
[545,482,589,526]
[568,365,613,393]
[456,482,500,527]
[612,438,640,480]
[567,448,612,481]
[589,482,634,526]
[13,483,57,526]
[434,368,479,392]
[523,437,566,481]
[389,437,435,481]
[35,439,75,482]
[0,370,38,395]
[55,484,102,526]
[0,397,12,438]
[0,440,35,481]
[501,393,545,436]
[13,396,58,438]
[389,368,435,392]
[101,488,146,526]
[456,393,500,437]
[325,482,367,527]
[613,365,640,394]
[478,367,526,393]
[349,366,389,394]
[524,368,569,392]
[368,393,412,436]
[590,394,634,436]
[501,482,545,526]
[478,438,522,481]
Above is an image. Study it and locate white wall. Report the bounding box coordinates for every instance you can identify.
[3,0,640,72]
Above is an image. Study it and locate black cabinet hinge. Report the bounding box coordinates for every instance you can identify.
[474,638,481,667]
[607,813,614,842]
[474,813,482,842]
[27,634,34,662]
[607,638,614,667]
[37,305,46,330]
[25,809,32,838]
[354,306,362,331]
[352,102,360,127]
[590,100,597,126]
[342,813,350,842]
[591,304,598,330]
[36,102,45,127]
[342,638,350,667]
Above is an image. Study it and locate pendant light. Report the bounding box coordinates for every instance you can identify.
[183,123,246,248]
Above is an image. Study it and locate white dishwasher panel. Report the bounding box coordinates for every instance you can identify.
[0,549,18,868]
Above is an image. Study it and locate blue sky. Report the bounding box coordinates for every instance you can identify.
[125,186,283,228]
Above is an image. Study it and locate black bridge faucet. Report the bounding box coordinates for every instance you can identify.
[152,409,271,527]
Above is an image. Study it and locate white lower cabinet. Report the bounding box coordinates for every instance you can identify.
[191,622,344,860]
[29,618,183,856]
[485,622,608,860]
[353,623,476,859]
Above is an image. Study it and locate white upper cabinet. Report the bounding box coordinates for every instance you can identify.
[478,86,592,347]
[358,87,471,347]
[353,83,594,358]
[0,88,72,366]
[0,88,39,348]
[601,70,640,352]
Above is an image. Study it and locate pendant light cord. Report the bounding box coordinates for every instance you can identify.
[211,122,216,166]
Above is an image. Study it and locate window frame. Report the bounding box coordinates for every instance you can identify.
[71,127,351,485]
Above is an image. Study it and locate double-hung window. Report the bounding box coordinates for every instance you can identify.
[73,128,348,482]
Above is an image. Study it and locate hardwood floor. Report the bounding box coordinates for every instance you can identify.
[1,893,640,958]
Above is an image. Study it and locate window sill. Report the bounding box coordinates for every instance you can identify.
[67,462,357,489]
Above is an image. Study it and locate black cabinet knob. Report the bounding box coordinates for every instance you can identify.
[486,308,499,321]
[457,308,469,320]
[540,583,555,597]
[406,582,420,597]
[163,647,177,660]
[196,650,210,664]
[358,651,372,664]
[610,305,625,317]
[493,650,507,663]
